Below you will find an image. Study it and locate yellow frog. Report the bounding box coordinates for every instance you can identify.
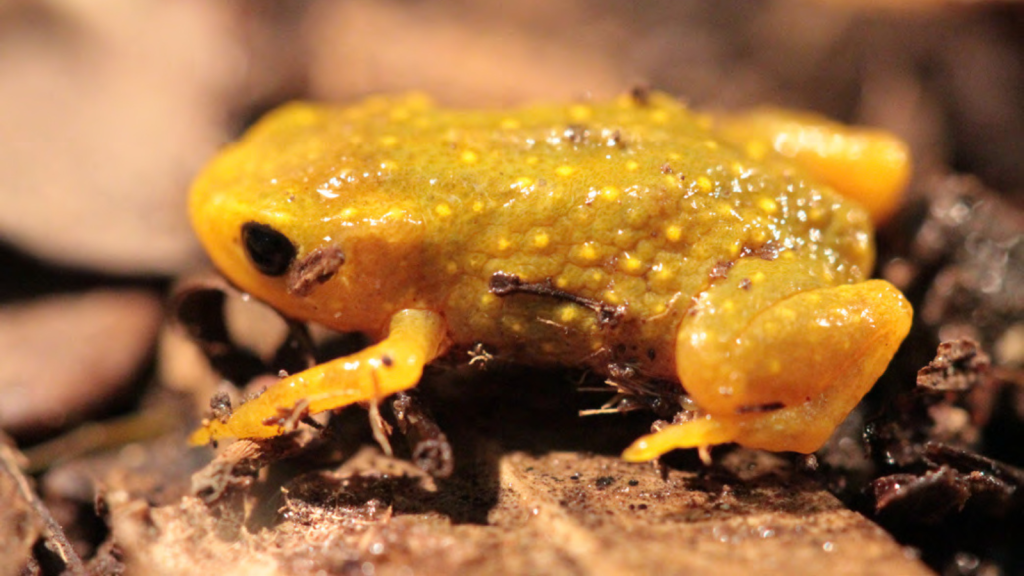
[188,91,912,460]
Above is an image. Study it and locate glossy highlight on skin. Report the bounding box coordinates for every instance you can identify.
[188,91,913,459]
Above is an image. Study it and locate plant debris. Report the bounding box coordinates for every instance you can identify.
[848,172,1024,573]
[100,447,932,575]
[0,433,81,575]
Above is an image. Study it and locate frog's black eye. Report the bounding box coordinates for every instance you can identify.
[241,222,296,277]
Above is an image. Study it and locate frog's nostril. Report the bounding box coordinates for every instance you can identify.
[241,221,296,276]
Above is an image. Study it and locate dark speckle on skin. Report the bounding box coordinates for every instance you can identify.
[565,125,588,145]
[630,85,651,106]
[709,261,734,281]
[287,245,345,296]
[740,241,780,261]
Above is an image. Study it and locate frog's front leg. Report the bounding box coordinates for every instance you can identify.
[622,258,912,461]
[189,309,449,445]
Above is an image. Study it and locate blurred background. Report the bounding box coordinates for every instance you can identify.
[0,1,1021,574]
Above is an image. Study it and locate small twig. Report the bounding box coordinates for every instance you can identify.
[578,408,623,416]
[467,342,493,369]
[368,370,394,457]
[368,398,394,458]
[391,391,454,478]
[23,403,179,473]
[0,434,85,574]
[489,271,626,327]
[697,446,713,466]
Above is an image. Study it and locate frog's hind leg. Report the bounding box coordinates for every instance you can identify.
[189,309,449,445]
[714,109,911,223]
[622,259,911,461]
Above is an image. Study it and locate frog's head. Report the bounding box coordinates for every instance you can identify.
[189,103,427,338]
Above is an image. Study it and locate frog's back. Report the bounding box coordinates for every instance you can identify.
[213,92,874,378]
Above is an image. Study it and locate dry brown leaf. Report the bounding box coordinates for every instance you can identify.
[0,0,242,274]
[0,290,162,433]
[304,0,629,106]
